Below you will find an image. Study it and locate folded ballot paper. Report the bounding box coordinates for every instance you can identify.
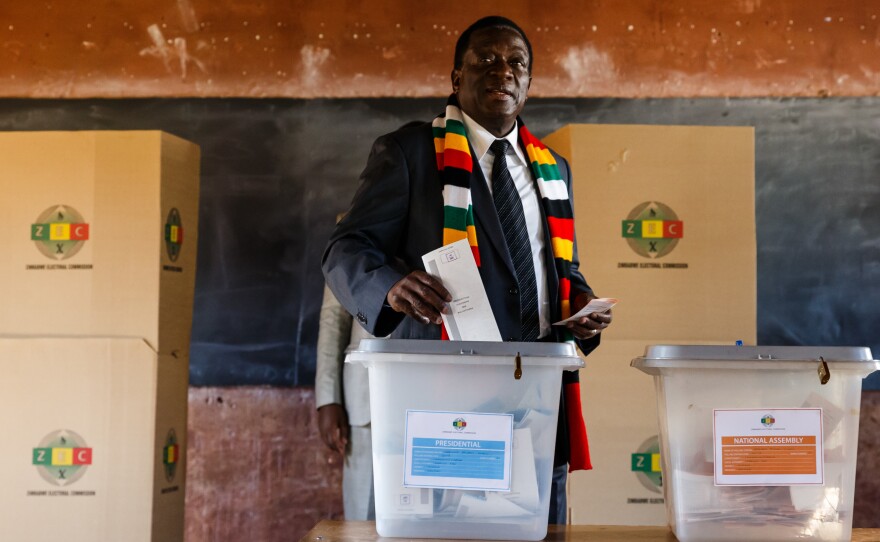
[553,297,618,325]
[453,428,540,519]
[422,239,502,341]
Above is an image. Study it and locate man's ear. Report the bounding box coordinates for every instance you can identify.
[451,69,461,93]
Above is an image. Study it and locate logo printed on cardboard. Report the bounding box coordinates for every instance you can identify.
[621,202,683,258]
[630,435,663,495]
[163,428,180,483]
[30,205,90,260]
[32,429,93,486]
[452,417,467,431]
[761,414,776,427]
[164,208,184,262]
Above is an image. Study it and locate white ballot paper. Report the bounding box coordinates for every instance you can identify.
[422,239,502,341]
[553,297,618,325]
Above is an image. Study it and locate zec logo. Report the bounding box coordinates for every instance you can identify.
[30,205,90,260]
[164,208,184,262]
[761,414,776,427]
[452,418,467,431]
[621,202,683,258]
[163,429,181,483]
[631,435,662,494]
[32,430,93,486]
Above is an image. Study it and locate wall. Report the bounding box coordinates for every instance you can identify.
[1,1,879,98]
[185,387,342,541]
[1,2,879,541]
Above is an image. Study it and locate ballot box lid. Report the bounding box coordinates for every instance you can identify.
[349,338,583,369]
[632,344,878,376]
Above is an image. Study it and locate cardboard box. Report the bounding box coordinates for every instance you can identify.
[543,124,756,343]
[568,339,729,526]
[0,131,200,356]
[0,337,188,542]
[542,125,757,525]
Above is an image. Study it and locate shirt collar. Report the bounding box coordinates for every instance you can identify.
[460,110,526,166]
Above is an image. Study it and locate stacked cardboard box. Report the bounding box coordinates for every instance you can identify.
[0,131,200,542]
[542,125,756,525]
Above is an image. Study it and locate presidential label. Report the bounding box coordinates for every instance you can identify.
[403,410,512,491]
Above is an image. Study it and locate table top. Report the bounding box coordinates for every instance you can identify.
[300,520,880,542]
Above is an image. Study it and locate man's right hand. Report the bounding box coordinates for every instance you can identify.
[317,404,350,455]
[386,271,452,325]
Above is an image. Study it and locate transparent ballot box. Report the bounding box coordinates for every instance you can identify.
[631,345,879,542]
[347,339,583,541]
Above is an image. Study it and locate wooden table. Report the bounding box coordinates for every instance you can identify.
[300,520,880,542]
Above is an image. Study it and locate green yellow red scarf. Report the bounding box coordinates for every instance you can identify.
[431,94,591,471]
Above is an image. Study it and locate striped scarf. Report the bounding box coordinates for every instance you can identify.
[432,95,591,471]
[433,96,576,338]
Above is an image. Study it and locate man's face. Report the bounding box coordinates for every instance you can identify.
[452,26,531,137]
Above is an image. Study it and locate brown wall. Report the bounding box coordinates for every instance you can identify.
[185,388,343,542]
[2,0,879,98]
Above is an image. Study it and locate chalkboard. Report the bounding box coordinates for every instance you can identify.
[1,97,877,389]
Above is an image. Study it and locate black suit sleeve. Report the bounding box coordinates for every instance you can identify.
[322,133,411,337]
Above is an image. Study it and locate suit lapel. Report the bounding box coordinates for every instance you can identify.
[469,151,517,279]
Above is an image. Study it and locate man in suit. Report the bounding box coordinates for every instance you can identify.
[322,15,612,524]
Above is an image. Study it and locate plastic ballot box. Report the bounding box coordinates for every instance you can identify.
[347,339,583,541]
[631,345,879,542]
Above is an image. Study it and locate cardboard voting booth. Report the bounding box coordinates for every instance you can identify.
[0,131,199,542]
[542,124,756,343]
[0,338,188,542]
[571,339,728,525]
[0,131,200,355]
[348,339,583,541]
[542,124,757,525]
[632,345,879,542]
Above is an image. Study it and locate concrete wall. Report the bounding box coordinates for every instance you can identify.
[2,0,879,98]
[185,388,343,541]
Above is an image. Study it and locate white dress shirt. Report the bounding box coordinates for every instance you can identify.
[460,111,550,338]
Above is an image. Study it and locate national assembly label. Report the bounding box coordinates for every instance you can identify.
[713,408,823,486]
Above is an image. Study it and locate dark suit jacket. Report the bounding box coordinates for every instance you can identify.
[322,120,600,465]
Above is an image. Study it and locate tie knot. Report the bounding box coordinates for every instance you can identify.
[490,139,511,157]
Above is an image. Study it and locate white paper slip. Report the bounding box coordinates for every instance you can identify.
[507,427,540,512]
[553,297,618,325]
[422,239,502,341]
[455,492,532,518]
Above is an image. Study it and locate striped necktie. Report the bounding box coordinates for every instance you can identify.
[490,139,540,341]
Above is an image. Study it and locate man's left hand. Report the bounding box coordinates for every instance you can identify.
[317,404,350,456]
[566,292,612,340]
